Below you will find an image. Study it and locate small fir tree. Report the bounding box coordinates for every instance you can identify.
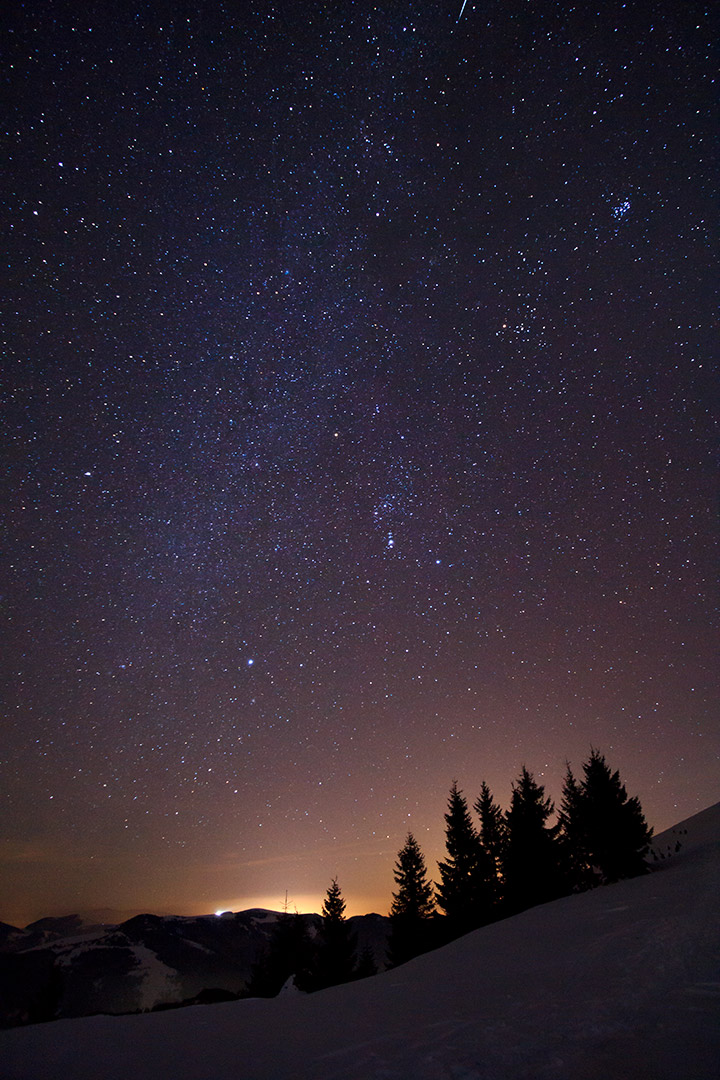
[436,782,495,937]
[388,832,435,966]
[322,876,346,923]
[303,878,356,991]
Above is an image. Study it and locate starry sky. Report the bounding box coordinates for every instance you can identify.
[2,0,717,926]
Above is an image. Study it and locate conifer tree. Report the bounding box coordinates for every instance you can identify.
[561,750,653,885]
[558,763,594,891]
[474,781,507,909]
[322,876,346,922]
[436,782,494,936]
[388,832,435,966]
[303,878,356,991]
[322,877,357,980]
[504,767,563,913]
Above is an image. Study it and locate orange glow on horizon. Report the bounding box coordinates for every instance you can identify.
[201,891,389,919]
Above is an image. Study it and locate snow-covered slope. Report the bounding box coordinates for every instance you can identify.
[2,803,718,1080]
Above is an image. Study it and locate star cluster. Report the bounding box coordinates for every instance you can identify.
[2,1,716,923]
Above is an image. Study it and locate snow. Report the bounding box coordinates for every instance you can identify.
[129,944,181,1013]
[1,803,718,1080]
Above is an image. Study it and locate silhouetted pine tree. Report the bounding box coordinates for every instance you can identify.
[504,767,563,913]
[561,750,653,885]
[475,780,507,910]
[436,782,495,936]
[558,763,595,891]
[388,832,435,966]
[302,878,357,991]
[322,876,346,920]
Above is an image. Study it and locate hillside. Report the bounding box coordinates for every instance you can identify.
[1,804,718,1079]
[0,908,390,1025]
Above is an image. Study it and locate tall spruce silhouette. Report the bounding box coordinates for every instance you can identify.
[388,832,435,966]
[560,750,653,885]
[475,780,508,911]
[558,763,593,891]
[504,767,563,913]
[436,782,494,936]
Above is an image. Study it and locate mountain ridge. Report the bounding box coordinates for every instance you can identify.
[1,801,718,1079]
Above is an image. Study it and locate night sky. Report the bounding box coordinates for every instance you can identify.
[3,1,717,926]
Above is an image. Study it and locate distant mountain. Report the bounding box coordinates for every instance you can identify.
[1,803,718,1080]
[15,908,174,931]
[0,923,22,950]
[0,906,390,1027]
[24,914,89,935]
[74,907,175,927]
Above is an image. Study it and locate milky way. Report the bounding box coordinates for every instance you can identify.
[2,1,716,923]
